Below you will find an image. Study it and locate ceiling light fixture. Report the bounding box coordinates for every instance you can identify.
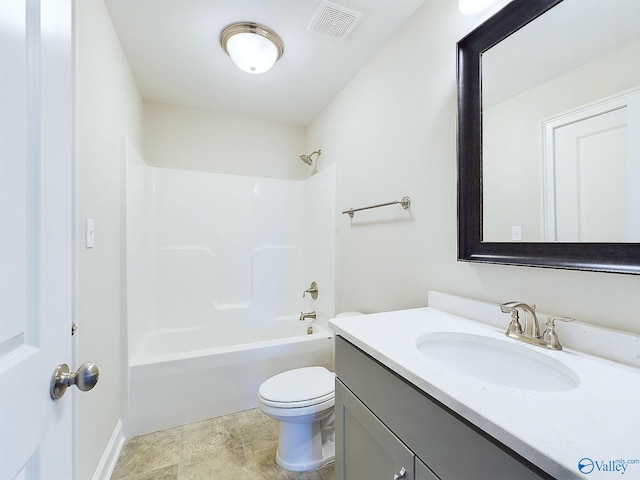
[220,22,284,74]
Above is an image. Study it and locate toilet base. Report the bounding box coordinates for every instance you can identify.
[274,417,335,472]
[276,439,335,472]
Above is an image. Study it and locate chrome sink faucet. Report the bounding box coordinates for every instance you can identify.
[499,301,574,350]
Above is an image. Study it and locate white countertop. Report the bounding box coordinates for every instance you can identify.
[329,307,640,479]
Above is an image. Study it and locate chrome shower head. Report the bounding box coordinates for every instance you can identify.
[300,149,321,166]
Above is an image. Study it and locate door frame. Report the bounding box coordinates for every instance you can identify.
[71,1,80,478]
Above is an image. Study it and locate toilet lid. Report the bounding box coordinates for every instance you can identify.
[259,367,335,407]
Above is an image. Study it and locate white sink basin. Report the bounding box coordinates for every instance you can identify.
[416,332,579,392]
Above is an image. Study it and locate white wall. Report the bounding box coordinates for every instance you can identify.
[144,101,309,180]
[307,0,640,334]
[76,0,143,478]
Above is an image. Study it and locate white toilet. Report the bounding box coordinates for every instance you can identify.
[257,312,363,472]
[258,366,336,471]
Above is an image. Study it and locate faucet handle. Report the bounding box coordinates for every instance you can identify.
[507,309,523,335]
[546,316,575,325]
[303,281,318,300]
[542,316,574,350]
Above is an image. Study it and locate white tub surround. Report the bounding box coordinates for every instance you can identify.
[329,293,640,480]
[125,152,337,351]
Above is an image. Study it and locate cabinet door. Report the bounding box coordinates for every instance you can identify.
[416,458,440,480]
[336,379,415,480]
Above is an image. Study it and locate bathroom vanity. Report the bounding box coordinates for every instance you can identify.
[330,294,640,480]
[335,337,548,479]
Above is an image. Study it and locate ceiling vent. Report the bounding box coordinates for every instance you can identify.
[308,1,363,40]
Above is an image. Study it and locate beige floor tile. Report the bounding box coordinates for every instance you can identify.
[244,443,328,480]
[114,464,179,480]
[179,446,250,480]
[237,409,280,446]
[111,409,334,480]
[282,469,323,480]
[318,463,336,480]
[181,415,243,462]
[244,443,286,480]
[111,428,182,479]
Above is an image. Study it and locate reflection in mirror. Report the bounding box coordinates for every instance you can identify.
[482,0,640,242]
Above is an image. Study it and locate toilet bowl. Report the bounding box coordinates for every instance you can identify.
[257,312,363,472]
[258,366,336,471]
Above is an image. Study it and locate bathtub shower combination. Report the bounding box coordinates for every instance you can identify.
[124,141,336,436]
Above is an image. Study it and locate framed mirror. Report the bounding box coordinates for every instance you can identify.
[457,0,640,274]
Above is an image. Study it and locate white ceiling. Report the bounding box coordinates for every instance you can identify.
[104,0,425,127]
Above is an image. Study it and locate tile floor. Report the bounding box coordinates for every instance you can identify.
[111,409,336,480]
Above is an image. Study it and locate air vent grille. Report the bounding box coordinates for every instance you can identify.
[308,1,363,40]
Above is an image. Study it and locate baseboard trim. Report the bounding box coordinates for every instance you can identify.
[91,420,125,480]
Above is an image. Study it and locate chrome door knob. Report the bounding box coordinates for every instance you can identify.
[50,362,99,399]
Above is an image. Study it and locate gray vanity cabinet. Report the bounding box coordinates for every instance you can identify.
[335,336,551,480]
[336,379,439,480]
[416,459,438,480]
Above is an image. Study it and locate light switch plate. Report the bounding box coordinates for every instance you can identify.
[511,225,522,241]
[85,218,95,248]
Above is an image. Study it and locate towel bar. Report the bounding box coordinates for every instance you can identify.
[342,196,411,218]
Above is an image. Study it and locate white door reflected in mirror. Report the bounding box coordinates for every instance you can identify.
[542,90,640,242]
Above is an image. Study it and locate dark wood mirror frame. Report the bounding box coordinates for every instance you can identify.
[457,0,640,275]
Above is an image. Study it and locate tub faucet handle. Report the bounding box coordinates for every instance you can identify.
[303,281,318,300]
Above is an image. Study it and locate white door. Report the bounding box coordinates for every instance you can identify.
[542,89,640,242]
[0,1,74,479]
[555,107,628,241]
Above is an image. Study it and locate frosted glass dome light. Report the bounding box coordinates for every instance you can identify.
[220,23,284,74]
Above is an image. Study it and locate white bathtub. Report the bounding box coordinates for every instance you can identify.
[126,320,334,437]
